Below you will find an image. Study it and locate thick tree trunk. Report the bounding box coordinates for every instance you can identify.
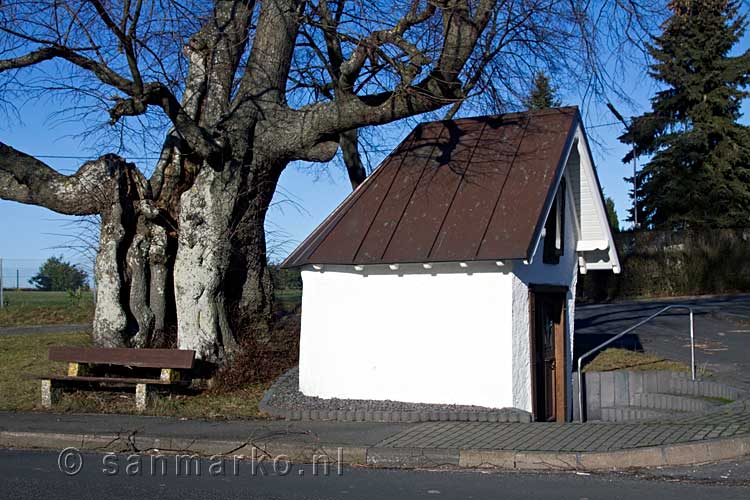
[227,160,282,345]
[92,188,174,349]
[79,128,280,366]
[341,129,367,189]
[173,164,241,362]
[82,146,177,351]
[92,200,130,347]
[172,157,281,361]
[147,224,173,348]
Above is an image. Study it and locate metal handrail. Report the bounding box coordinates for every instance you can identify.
[576,304,695,422]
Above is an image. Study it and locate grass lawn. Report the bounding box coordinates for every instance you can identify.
[275,289,301,311]
[0,289,302,328]
[0,290,94,327]
[0,331,269,418]
[584,347,690,373]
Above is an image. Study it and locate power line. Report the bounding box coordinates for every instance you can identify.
[24,118,634,161]
[34,154,161,160]
[587,121,622,129]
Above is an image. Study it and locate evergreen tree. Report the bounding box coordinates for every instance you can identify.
[524,71,561,110]
[621,0,750,228]
[605,196,620,232]
[30,256,88,291]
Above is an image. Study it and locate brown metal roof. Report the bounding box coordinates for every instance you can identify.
[282,107,580,267]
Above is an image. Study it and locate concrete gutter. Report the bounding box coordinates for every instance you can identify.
[2,430,749,471]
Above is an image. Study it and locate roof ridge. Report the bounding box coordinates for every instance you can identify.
[418,106,579,128]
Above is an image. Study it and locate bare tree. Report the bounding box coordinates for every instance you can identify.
[0,0,659,365]
[300,1,662,188]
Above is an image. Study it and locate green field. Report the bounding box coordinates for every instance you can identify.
[2,290,94,307]
[0,289,301,328]
[0,290,95,327]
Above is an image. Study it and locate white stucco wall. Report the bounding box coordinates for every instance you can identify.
[510,275,532,411]
[298,173,581,414]
[298,263,517,409]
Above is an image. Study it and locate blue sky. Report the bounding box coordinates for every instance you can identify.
[1,29,748,278]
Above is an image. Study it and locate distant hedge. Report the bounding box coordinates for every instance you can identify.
[577,228,750,302]
[269,264,302,291]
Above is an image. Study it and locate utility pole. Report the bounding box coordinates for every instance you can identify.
[16,269,19,290]
[607,102,639,229]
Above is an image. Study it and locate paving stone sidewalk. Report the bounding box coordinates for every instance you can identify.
[376,400,750,453]
[1,400,750,470]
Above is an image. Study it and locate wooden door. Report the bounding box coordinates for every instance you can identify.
[530,289,567,422]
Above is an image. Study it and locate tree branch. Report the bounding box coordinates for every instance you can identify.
[109,82,222,160]
[0,45,133,92]
[278,0,498,160]
[0,45,219,160]
[234,0,305,111]
[0,46,60,71]
[0,143,135,215]
[88,0,144,92]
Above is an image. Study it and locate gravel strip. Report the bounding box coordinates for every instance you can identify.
[260,367,532,423]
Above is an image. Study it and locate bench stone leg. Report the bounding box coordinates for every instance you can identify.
[160,368,180,383]
[135,383,150,411]
[41,379,61,409]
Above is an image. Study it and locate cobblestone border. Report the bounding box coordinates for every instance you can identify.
[260,368,533,423]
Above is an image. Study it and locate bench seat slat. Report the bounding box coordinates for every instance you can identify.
[37,375,181,385]
[48,347,195,369]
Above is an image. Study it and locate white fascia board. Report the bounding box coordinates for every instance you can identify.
[566,173,582,243]
[576,239,609,252]
[585,261,622,273]
[577,256,588,274]
[575,124,622,274]
[527,117,580,264]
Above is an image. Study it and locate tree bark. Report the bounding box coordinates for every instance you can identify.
[228,157,283,344]
[340,129,367,189]
[173,164,241,362]
[92,197,130,347]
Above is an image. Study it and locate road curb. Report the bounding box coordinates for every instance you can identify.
[0,431,368,464]
[2,430,749,471]
[459,435,750,470]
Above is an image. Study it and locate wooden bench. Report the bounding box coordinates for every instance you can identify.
[40,347,195,410]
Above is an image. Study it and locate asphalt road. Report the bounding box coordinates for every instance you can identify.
[575,294,750,389]
[0,450,748,500]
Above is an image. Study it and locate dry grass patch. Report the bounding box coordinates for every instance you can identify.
[0,331,91,411]
[584,347,690,373]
